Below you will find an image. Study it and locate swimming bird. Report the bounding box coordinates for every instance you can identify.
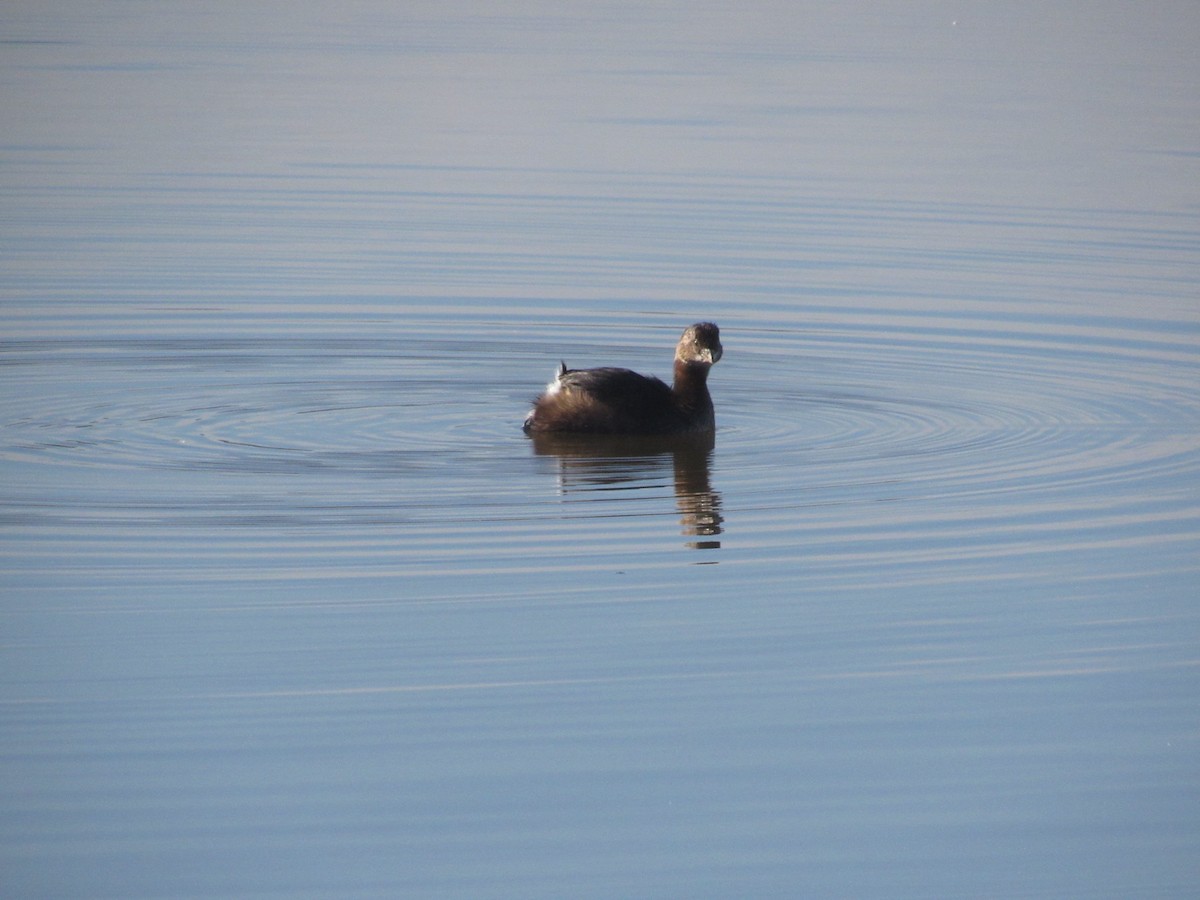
[523,322,722,435]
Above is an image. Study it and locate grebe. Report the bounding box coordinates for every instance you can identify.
[523,322,722,435]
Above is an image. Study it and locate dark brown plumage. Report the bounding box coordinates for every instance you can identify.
[523,322,722,435]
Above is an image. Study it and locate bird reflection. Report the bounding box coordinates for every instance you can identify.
[528,431,723,550]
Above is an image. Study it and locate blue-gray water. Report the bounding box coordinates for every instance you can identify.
[2,3,1198,897]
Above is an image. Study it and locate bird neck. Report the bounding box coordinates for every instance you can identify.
[672,360,712,409]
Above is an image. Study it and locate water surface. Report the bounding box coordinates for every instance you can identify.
[2,3,1199,897]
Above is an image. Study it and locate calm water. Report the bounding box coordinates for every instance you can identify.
[3,3,1199,897]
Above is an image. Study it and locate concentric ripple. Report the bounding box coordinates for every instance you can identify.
[2,308,1198,582]
[673,311,1200,583]
[0,336,509,477]
[720,318,1200,490]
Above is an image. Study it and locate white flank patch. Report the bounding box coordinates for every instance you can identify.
[544,366,566,396]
